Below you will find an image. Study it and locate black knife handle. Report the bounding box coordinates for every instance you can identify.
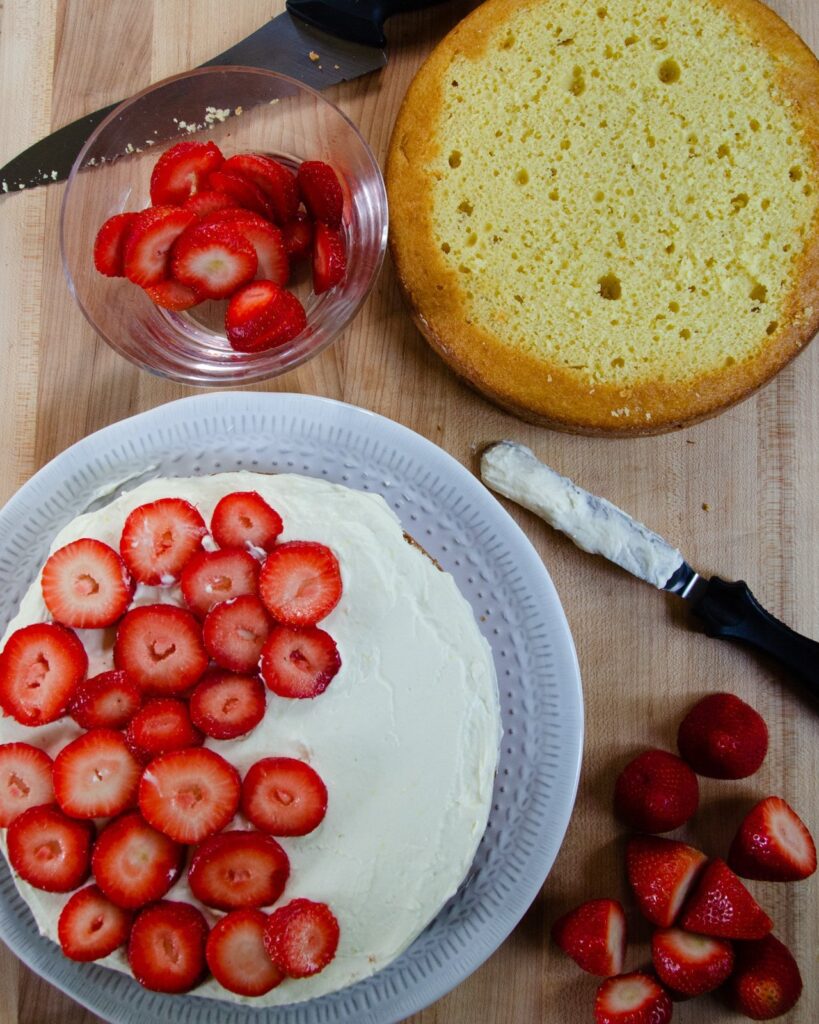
[691,577,819,698]
[285,0,445,48]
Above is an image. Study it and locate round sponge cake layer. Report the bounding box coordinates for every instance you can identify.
[387,0,819,434]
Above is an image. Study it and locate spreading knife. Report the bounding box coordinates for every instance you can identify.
[481,441,819,697]
[0,0,442,194]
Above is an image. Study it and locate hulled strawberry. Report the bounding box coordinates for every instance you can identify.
[122,206,197,287]
[41,538,133,629]
[221,153,299,224]
[264,898,340,978]
[297,161,344,227]
[144,278,202,311]
[124,697,204,763]
[0,742,54,827]
[551,898,626,977]
[202,595,272,673]
[69,669,143,730]
[728,934,802,1020]
[614,749,699,834]
[7,805,94,892]
[651,927,734,997]
[119,497,206,585]
[626,836,707,927]
[171,221,258,299]
[149,141,224,206]
[180,547,260,619]
[281,212,313,260]
[206,908,284,996]
[259,540,342,626]
[189,670,266,740]
[209,490,283,553]
[205,209,289,285]
[594,972,672,1024]
[187,830,290,910]
[241,756,328,837]
[182,189,240,219]
[0,622,87,726]
[260,624,341,699]
[53,729,141,819]
[311,221,347,294]
[92,811,184,909]
[728,796,816,882]
[224,279,306,352]
[206,169,275,220]
[678,858,772,940]
[114,604,208,695]
[677,692,768,780]
[58,885,133,962]
[93,212,137,277]
[127,900,209,993]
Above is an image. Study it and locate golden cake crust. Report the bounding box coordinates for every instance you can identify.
[387,0,819,435]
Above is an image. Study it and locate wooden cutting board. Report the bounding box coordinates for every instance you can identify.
[0,2,816,1022]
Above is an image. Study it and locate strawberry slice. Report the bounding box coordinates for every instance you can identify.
[187,830,290,910]
[125,697,204,763]
[149,140,224,206]
[224,280,307,353]
[241,757,328,837]
[189,670,266,740]
[312,222,347,294]
[114,604,208,696]
[281,212,313,260]
[594,972,672,1024]
[202,595,272,673]
[263,898,340,978]
[53,728,141,819]
[69,669,143,730]
[259,541,342,626]
[221,154,299,224]
[614,749,699,834]
[551,898,626,977]
[0,742,54,827]
[728,796,817,882]
[679,858,772,939]
[127,900,209,993]
[58,884,133,962]
[626,836,708,927]
[93,212,137,277]
[205,908,284,996]
[677,692,768,780]
[171,221,258,299]
[204,209,289,285]
[7,805,94,892]
[207,169,275,220]
[183,189,239,219]
[210,490,283,553]
[260,625,341,699]
[0,622,88,726]
[122,206,197,287]
[120,497,207,585]
[41,538,133,629]
[180,547,260,619]
[92,811,184,908]
[651,927,734,997]
[297,161,344,227]
[144,278,202,311]
[728,934,803,1020]
[138,747,240,844]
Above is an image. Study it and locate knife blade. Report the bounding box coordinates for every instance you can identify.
[481,441,819,699]
[0,0,440,194]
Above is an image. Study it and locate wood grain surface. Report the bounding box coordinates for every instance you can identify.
[0,1,817,1021]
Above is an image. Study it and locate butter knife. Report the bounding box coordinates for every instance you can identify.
[481,441,819,696]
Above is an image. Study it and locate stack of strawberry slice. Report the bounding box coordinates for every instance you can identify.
[93,140,348,352]
[0,489,346,995]
[552,693,815,1022]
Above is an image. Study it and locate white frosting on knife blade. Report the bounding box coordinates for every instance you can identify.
[481,442,683,589]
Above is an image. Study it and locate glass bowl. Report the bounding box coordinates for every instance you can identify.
[60,67,387,386]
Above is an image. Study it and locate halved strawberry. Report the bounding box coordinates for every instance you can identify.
[171,221,257,300]
[204,209,289,285]
[206,908,284,996]
[187,830,290,910]
[626,836,708,927]
[207,169,275,220]
[241,756,327,837]
[679,858,772,940]
[297,161,344,227]
[202,595,272,673]
[263,898,339,978]
[728,934,803,1020]
[114,604,208,695]
[92,811,184,909]
[122,206,197,287]
[138,747,240,844]
[594,972,672,1024]
[0,742,54,827]
[281,212,313,260]
[728,796,816,882]
[0,622,88,726]
[93,212,137,277]
[260,625,341,699]
[41,538,133,629]
[180,547,260,619]
[128,900,209,993]
[53,728,141,819]
[183,189,239,219]
[7,804,94,892]
[259,541,342,625]
[677,692,768,780]
[312,222,347,294]
[651,927,734,997]
[58,884,133,962]
[225,280,307,353]
[221,154,299,224]
[189,670,266,740]
[119,497,207,585]
[614,749,699,834]
[551,898,626,977]
[210,491,283,553]
[69,669,143,730]
[144,278,202,311]
[149,140,224,206]
[125,697,203,763]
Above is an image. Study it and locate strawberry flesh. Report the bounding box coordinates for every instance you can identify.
[183,189,239,219]
[614,748,699,834]
[123,206,197,287]
[93,212,137,277]
[92,811,184,909]
[594,972,672,1024]
[728,796,817,882]
[210,490,283,553]
[260,624,341,699]
[0,742,54,827]
[225,280,307,353]
[207,169,275,220]
[171,221,258,300]
[189,670,266,740]
[263,898,340,978]
[281,212,313,260]
[677,692,768,779]
[119,497,206,585]
[679,858,772,939]
[53,728,141,819]
[149,141,224,206]
[551,898,627,977]
[58,885,133,962]
[241,756,328,837]
[0,622,88,726]
[187,829,290,910]
[205,908,284,996]
[728,934,803,1020]
[202,595,272,674]
[41,537,133,629]
[204,209,289,285]
[69,669,143,730]
[125,697,204,763]
[221,154,299,224]
[259,541,342,626]
[651,927,734,997]
[114,604,208,696]
[626,836,708,927]
[180,547,260,619]
[297,161,344,227]
[7,804,94,892]
[127,900,209,993]
[144,278,202,311]
[311,222,347,294]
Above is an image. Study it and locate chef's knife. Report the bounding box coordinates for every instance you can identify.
[0,0,441,195]
[481,441,819,698]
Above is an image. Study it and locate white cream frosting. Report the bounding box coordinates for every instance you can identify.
[0,472,500,1005]
[481,442,682,590]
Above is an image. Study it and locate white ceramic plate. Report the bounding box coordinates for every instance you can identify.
[0,393,583,1024]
